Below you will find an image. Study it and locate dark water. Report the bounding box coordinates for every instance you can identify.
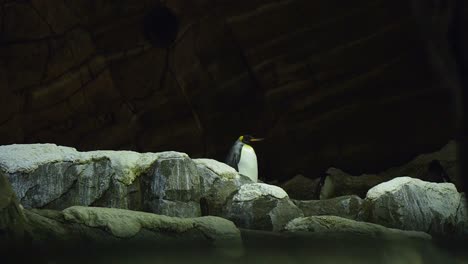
[2,230,467,264]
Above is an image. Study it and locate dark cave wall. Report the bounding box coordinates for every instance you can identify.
[0,0,454,181]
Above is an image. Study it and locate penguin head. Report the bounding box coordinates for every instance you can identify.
[238,135,264,144]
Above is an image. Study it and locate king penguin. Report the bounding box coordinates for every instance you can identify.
[225,135,264,182]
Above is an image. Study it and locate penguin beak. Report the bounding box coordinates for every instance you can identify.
[250,137,264,142]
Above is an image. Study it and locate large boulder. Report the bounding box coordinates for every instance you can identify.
[361,177,466,236]
[224,183,303,231]
[195,158,253,216]
[0,144,110,209]
[293,195,363,220]
[24,206,243,257]
[139,152,202,217]
[0,144,203,217]
[284,215,431,240]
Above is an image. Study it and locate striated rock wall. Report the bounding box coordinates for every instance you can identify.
[0,0,455,182]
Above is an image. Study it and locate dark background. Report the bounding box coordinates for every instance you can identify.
[0,0,457,182]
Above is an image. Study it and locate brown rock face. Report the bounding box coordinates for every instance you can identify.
[0,0,454,182]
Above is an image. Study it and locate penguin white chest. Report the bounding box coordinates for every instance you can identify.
[237,144,258,182]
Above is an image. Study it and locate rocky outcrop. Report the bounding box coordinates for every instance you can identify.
[24,206,243,257]
[293,195,363,220]
[2,142,468,262]
[0,144,203,217]
[224,183,303,231]
[285,215,431,240]
[0,144,269,219]
[320,141,459,199]
[0,143,302,227]
[2,142,466,240]
[361,177,467,236]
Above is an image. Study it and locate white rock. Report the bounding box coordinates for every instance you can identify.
[0,144,200,217]
[366,176,457,200]
[233,183,288,202]
[224,183,302,231]
[0,144,81,173]
[194,159,239,180]
[363,176,463,235]
[88,150,168,185]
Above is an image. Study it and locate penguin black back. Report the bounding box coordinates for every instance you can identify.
[225,139,244,171]
[426,160,451,183]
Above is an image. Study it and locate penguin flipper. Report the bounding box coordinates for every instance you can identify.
[225,142,242,171]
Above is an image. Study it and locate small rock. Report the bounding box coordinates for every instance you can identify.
[293,195,363,220]
[284,215,431,240]
[233,183,288,201]
[225,183,303,231]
